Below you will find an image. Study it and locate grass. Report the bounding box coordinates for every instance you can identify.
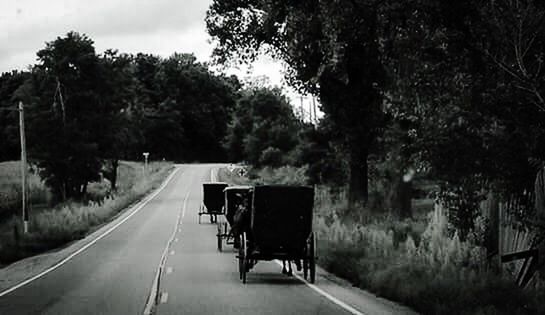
[0,161,173,266]
[218,165,545,315]
[0,161,52,221]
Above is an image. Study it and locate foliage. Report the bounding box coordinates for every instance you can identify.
[207,0,388,204]
[0,71,30,161]
[224,87,301,166]
[1,31,242,202]
[315,192,544,315]
[25,32,110,201]
[206,0,545,231]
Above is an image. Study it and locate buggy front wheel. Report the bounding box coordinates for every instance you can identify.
[303,257,309,280]
[238,232,248,283]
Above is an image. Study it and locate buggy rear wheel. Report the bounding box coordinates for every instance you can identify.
[238,232,247,283]
[303,257,309,280]
[309,233,316,283]
[217,222,223,252]
[242,232,248,283]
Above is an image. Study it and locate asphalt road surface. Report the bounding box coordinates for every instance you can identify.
[0,164,401,315]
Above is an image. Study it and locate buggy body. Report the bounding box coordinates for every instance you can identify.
[199,182,228,224]
[237,185,316,283]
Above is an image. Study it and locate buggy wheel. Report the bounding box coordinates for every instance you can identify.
[309,233,316,283]
[238,233,247,282]
[217,223,223,252]
[303,257,309,280]
[240,232,247,284]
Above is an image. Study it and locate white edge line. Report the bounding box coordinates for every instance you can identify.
[0,167,181,298]
[273,260,366,315]
[142,178,191,315]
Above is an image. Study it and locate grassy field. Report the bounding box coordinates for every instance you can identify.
[0,161,173,266]
[218,165,544,315]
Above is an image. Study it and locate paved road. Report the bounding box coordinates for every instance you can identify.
[0,164,398,315]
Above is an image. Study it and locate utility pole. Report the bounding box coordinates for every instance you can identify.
[19,101,29,234]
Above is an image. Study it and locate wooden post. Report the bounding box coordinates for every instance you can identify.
[19,101,28,234]
[498,202,503,275]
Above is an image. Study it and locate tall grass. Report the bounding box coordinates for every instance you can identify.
[0,161,172,265]
[316,191,544,314]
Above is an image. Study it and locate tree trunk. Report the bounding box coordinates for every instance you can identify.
[109,159,119,192]
[394,177,413,218]
[385,171,413,218]
[348,149,368,206]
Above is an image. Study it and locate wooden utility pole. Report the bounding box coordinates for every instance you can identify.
[19,101,29,233]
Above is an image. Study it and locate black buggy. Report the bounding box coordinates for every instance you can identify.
[237,185,316,284]
[199,182,229,224]
[216,185,253,251]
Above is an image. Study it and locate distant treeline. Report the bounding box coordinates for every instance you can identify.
[0,32,302,201]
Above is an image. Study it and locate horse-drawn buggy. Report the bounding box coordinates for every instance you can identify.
[236,185,316,284]
[199,182,228,224]
[216,185,253,251]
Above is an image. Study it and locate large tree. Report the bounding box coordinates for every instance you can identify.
[27,32,112,201]
[207,0,387,204]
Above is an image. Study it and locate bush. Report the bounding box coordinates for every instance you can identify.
[251,165,309,185]
[258,147,284,167]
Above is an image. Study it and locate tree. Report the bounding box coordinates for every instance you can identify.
[224,87,301,167]
[97,50,137,191]
[27,32,113,201]
[207,0,388,204]
[150,53,238,161]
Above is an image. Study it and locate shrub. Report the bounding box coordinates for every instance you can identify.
[315,190,542,315]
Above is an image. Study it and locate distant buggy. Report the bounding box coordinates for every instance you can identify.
[199,182,228,224]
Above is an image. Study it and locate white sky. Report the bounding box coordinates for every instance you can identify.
[0,0,320,119]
